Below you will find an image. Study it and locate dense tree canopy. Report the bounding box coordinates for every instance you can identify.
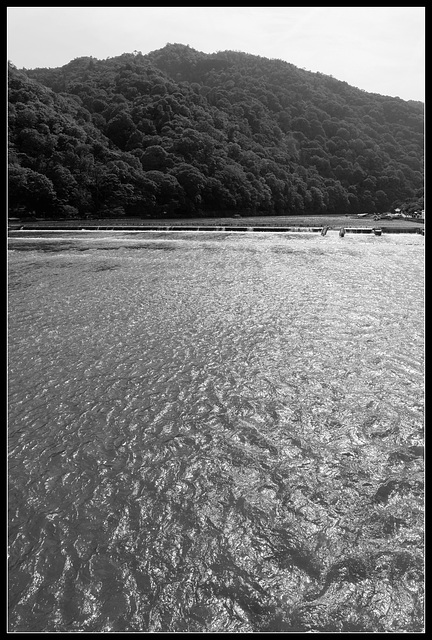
[8,44,424,218]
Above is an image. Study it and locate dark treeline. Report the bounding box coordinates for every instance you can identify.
[8,44,424,219]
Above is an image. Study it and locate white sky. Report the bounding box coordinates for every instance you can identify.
[7,6,425,102]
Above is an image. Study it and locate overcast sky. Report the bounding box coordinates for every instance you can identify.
[7,6,425,102]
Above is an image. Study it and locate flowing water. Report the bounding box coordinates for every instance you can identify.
[8,230,424,632]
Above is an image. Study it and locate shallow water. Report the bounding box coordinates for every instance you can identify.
[8,231,424,632]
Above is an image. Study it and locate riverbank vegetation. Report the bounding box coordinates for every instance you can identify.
[8,44,424,220]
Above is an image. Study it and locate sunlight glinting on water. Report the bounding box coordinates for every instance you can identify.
[8,231,424,632]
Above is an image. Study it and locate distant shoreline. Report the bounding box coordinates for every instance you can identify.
[8,214,424,233]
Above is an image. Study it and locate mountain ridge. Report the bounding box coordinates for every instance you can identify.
[8,44,424,219]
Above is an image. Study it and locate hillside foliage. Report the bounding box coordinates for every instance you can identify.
[8,44,424,218]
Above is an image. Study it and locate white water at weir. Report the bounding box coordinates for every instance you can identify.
[8,231,424,632]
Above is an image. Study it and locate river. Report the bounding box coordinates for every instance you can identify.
[8,230,424,632]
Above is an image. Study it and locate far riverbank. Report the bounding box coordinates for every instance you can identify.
[8,214,424,233]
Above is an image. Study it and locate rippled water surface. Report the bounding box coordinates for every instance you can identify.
[8,231,424,632]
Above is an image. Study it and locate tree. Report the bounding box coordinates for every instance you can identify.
[9,165,57,216]
[171,163,206,208]
[374,189,390,212]
[143,171,185,214]
[306,186,327,213]
[105,111,135,149]
[325,180,350,214]
[139,145,173,171]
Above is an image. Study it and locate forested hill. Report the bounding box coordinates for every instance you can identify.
[8,43,424,219]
